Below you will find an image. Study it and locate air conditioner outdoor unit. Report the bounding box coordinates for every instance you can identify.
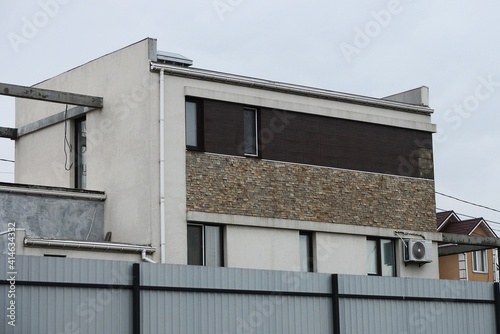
[403,239,432,263]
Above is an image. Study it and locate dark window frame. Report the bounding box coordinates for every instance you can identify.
[243,107,259,157]
[367,237,396,277]
[187,222,224,267]
[299,231,314,272]
[185,97,204,151]
[74,116,86,189]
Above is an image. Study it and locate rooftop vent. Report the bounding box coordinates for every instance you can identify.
[156,51,193,67]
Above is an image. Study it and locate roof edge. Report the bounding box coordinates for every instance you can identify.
[150,62,435,119]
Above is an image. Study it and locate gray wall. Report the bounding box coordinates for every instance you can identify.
[0,190,104,254]
[0,256,498,334]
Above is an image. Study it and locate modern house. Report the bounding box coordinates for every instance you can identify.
[1,38,442,278]
[437,210,499,282]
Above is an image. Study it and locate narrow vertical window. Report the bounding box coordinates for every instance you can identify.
[187,224,203,265]
[367,238,395,277]
[367,239,379,275]
[380,239,395,277]
[204,225,223,267]
[187,223,223,267]
[185,99,203,150]
[75,117,87,189]
[473,250,488,273]
[299,232,313,272]
[243,107,258,156]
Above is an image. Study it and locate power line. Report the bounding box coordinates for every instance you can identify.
[0,158,14,163]
[436,191,500,214]
[436,207,500,227]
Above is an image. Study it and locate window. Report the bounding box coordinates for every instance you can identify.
[472,250,488,273]
[243,107,258,156]
[299,232,314,272]
[185,99,203,150]
[367,238,395,276]
[75,117,87,189]
[187,223,223,266]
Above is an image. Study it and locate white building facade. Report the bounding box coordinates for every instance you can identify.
[12,38,440,278]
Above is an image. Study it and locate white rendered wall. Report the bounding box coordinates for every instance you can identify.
[15,39,161,259]
[315,232,367,275]
[396,240,439,279]
[225,225,299,271]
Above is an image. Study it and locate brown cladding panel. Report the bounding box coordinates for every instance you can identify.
[203,99,245,156]
[198,99,433,179]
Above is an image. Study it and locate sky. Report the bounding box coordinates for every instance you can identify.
[1,0,499,235]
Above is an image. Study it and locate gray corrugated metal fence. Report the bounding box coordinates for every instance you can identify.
[1,256,499,334]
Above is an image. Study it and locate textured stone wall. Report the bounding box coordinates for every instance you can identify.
[186,152,436,232]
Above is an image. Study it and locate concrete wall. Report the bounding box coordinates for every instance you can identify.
[0,186,104,254]
[15,39,161,260]
[396,240,440,279]
[225,225,298,271]
[188,211,440,278]
[13,37,438,274]
[315,232,367,275]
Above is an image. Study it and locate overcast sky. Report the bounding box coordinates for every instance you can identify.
[1,0,499,234]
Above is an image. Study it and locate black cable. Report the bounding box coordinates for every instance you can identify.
[63,104,73,171]
[0,158,14,163]
[437,207,500,227]
[436,191,500,214]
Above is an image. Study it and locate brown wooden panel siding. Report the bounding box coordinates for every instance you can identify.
[203,99,245,156]
[200,99,433,179]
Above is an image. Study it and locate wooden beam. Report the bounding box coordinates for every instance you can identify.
[0,83,103,108]
[0,127,17,139]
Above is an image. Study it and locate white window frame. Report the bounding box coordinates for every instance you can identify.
[472,249,488,273]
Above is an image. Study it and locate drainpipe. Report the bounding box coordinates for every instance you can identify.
[142,249,156,263]
[159,69,166,263]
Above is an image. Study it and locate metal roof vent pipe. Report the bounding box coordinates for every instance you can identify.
[156,51,193,67]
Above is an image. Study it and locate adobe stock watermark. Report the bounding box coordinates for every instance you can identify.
[402,281,467,333]
[396,74,500,177]
[5,222,17,327]
[51,74,157,182]
[225,238,339,334]
[7,0,72,54]
[50,267,133,334]
[339,0,403,64]
[213,0,244,21]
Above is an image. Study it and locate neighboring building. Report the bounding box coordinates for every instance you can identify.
[437,210,499,282]
[1,38,441,278]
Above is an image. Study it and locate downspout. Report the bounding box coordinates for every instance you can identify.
[142,249,156,263]
[159,69,166,263]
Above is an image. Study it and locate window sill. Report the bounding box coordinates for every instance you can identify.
[472,270,488,274]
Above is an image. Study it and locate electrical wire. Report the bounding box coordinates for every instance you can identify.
[436,207,500,227]
[436,191,500,214]
[0,158,14,163]
[63,104,73,171]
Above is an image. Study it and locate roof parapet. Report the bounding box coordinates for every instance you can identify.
[383,86,429,107]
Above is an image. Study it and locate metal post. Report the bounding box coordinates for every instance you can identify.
[494,282,500,334]
[133,263,141,334]
[332,274,340,334]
